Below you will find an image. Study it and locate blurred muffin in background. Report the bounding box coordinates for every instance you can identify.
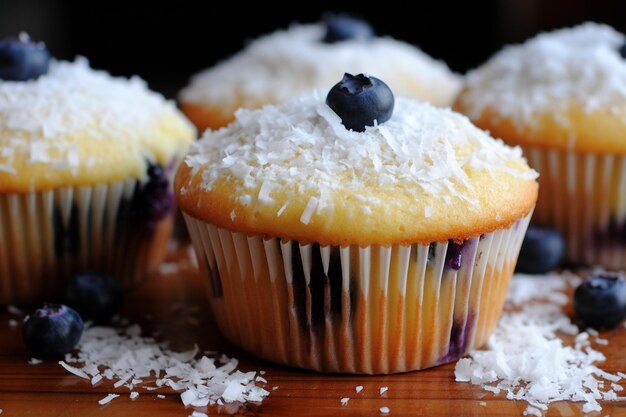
[0,34,195,304]
[179,15,461,131]
[455,22,626,269]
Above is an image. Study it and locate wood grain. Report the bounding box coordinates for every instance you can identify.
[1,245,626,417]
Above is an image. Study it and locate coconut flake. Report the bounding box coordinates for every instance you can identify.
[98,394,119,405]
[28,358,42,365]
[380,406,390,414]
[300,197,318,224]
[7,305,24,316]
[189,411,208,417]
[59,361,89,379]
[380,387,389,395]
[340,397,350,406]
[355,385,363,393]
[130,391,139,400]
[91,374,103,385]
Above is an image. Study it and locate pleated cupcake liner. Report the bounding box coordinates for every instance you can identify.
[184,210,532,374]
[525,145,626,269]
[0,179,174,305]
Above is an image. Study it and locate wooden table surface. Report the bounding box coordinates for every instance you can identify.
[1,244,626,417]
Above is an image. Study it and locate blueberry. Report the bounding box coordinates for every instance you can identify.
[64,273,123,323]
[127,162,174,232]
[326,73,394,132]
[0,33,50,81]
[323,14,374,43]
[619,40,626,59]
[515,225,565,274]
[574,275,626,329]
[22,304,84,358]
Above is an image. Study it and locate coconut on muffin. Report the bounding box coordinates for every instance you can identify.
[179,15,462,131]
[176,73,538,374]
[0,35,195,304]
[455,22,626,269]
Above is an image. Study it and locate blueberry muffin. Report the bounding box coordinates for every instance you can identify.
[179,15,461,131]
[176,73,538,374]
[0,36,195,304]
[455,22,626,269]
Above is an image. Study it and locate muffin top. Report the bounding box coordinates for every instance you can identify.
[176,88,538,246]
[456,22,626,153]
[179,22,461,129]
[0,58,195,193]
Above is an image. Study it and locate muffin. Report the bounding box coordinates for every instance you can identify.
[455,22,626,269]
[176,73,538,374]
[0,37,195,304]
[179,16,461,131]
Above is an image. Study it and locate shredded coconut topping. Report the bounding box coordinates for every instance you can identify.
[180,23,461,108]
[455,273,625,414]
[184,93,537,218]
[0,58,193,179]
[461,22,626,129]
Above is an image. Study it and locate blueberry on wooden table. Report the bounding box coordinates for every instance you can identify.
[0,33,50,81]
[326,73,394,132]
[574,275,626,329]
[22,304,84,358]
[322,14,374,43]
[64,273,123,323]
[515,225,565,274]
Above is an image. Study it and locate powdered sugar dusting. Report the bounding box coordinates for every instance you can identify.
[180,23,461,109]
[184,93,537,220]
[461,23,626,131]
[455,273,624,414]
[60,324,269,409]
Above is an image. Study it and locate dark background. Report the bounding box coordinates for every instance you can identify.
[1,0,626,98]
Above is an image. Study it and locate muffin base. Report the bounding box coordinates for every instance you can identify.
[0,180,173,305]
[525,145,626,269]
[184,211,532,374]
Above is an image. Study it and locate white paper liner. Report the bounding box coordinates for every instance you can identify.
[0,179,174,304]
[184,211,532,374]
[525,145,626,269]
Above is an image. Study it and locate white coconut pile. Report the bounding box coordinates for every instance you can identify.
[455,272,626,415]
[58,323,269,409]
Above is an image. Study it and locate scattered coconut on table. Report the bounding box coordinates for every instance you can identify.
[455,272,626,415]
[58,323,269,409]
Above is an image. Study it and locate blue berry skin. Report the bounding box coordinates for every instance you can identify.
[323,15,374,43]
[0,35,50,81]
[326,73,394,132]
[574,275,626,329]
[619,42,626,59]
[22,304,84,358]
[64,273,123,323]
[515,225,565,274]
[128,162,174,233]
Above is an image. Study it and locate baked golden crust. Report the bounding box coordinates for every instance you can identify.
[0,113,194,193]
[176,160,537,246]
[455,92,626,155]
[180,101,236,133]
